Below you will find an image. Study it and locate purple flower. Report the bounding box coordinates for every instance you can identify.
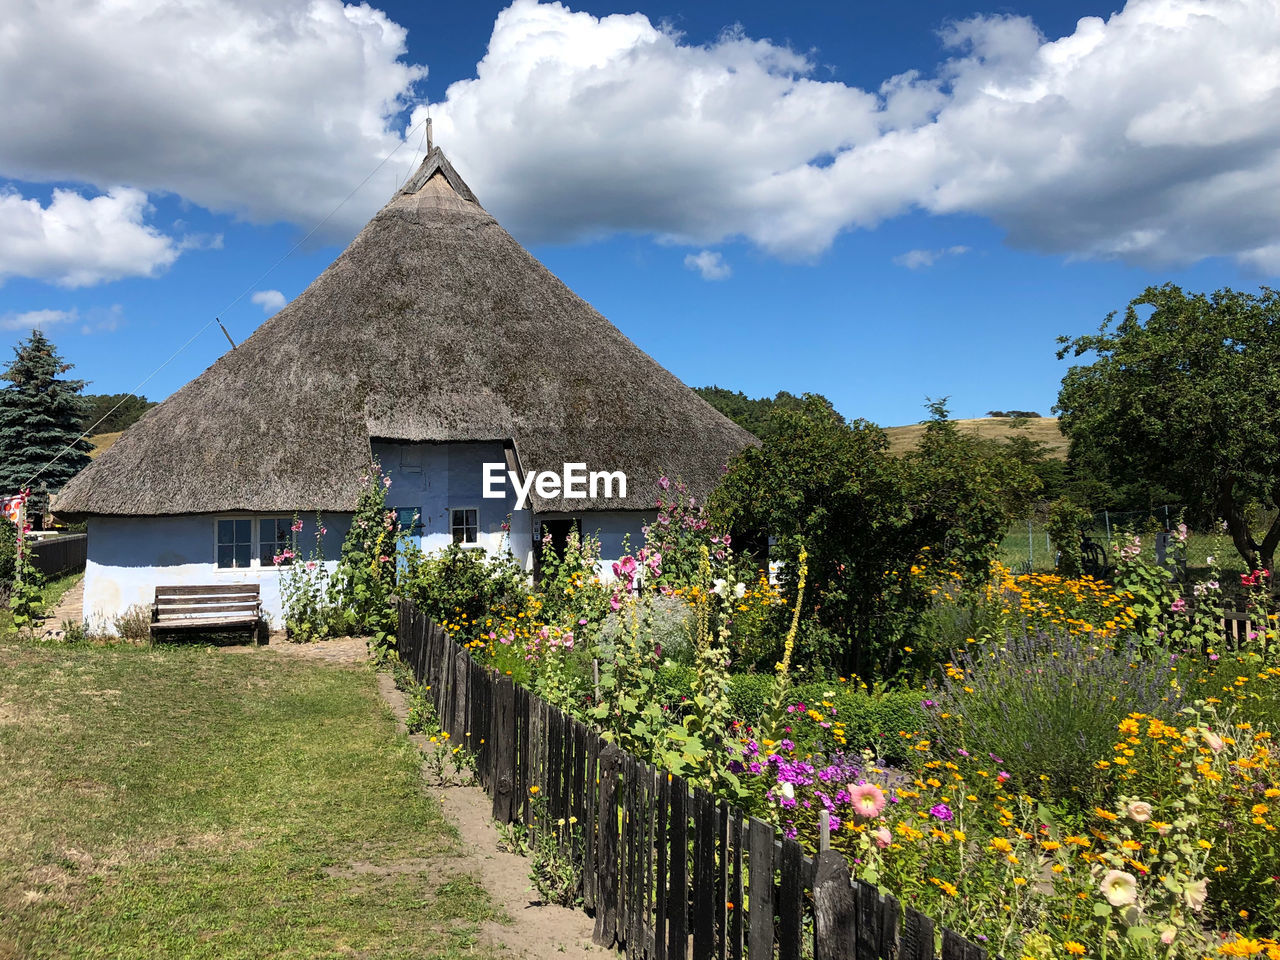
[929,803,954,822]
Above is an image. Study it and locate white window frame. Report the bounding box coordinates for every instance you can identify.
[258,517,294,567]
[450,506,480,546]
[214,516,293,570]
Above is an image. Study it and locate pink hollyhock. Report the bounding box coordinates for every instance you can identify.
[848,783,886,819]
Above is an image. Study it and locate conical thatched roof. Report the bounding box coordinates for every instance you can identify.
[57,148,754,517]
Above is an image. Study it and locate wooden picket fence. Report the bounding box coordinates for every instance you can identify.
[396,599,989,960]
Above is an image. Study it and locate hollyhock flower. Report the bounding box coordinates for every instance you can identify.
[657,476,670,490]
[382,476,392,488]
[1184,879,1207,912]
[1170,598,1187,613]
[872,827,892,848]
[609,594,622,612]
[849,783,887,818]
[305,561,317,571]
[1127,801,1153,823]
[1100,870,1138,906]
[779,782,795,800]
[734,582,746,599]
[712,579,727,596]
[291,519,304,532]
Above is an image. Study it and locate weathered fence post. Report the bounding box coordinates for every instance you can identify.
[746,818,774,960]
[812,851,855,960]
[594,744,623,948]
[490,676,516,823]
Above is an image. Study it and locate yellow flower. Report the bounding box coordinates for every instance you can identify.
[1065,942,1086,956]
[529,785,540,795]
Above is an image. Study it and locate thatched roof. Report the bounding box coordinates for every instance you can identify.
[57,148,754,517]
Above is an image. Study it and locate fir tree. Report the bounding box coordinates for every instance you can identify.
[0,330,92,518]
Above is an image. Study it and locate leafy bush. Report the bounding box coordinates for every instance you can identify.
[930,630,1185,805]
[786,682,925,765]
[329,464,407,648]
[400,542,526,637]
[0,516,16,594]
[1045,497,1091,576]
[727,672,774,727]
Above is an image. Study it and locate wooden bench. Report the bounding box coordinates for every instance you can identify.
[151,584,265,642]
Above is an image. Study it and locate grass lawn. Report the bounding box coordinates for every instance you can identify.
[0,642,506,960]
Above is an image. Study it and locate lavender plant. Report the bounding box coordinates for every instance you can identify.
[930,630,1185,805]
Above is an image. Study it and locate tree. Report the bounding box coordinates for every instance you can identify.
[79,393,156,435]
[0,330,92,518]
[694,385,839,439]
[1056,284,1280,569]
[711,396,1038,679]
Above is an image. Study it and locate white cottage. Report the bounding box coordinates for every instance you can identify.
[56,147,754,628]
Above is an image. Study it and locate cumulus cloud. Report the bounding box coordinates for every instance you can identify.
[5,0,1280,275]
[420,0,1280,269]
[0,0,426,242]
[0,308,79,332]
[684,250,731,280]
[0,188,182,287]
[251,290,288,314]
[0,304,123,334]
[894,245,970,269]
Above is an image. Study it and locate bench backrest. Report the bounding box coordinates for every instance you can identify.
[154,583,261,622]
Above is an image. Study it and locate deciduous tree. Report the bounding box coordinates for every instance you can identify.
[1056,284,1280,569]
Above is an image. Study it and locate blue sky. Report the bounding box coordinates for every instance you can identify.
[1,0,1277,428]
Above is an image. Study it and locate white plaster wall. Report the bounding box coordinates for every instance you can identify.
[83,513,353,630]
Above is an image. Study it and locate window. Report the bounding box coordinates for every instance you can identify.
[401,445,425,473]
[259,517,293,566]
[216,518,253,569]
[395,507,422,534]
[451,508,478,544]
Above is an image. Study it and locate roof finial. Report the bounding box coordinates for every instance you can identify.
[426,116,433,153]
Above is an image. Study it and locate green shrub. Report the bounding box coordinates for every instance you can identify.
[786,682,925,765]
[400,543,526,637]
[727,672,774,727]
[0,516,16,594]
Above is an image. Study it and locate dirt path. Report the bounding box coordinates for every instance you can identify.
[238,636,609,959]
[38,576,83,640]
[377,671,610,960]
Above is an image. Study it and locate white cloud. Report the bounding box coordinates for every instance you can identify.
[893,245,970,269]
[684,250,731,280]
[0,304,124,334]
[0,308,78,332]
[0,0,427,242]
[0,187,182,287]
[251,290,288,314]
[4,0,1280,275]
[420,0,1280,269]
